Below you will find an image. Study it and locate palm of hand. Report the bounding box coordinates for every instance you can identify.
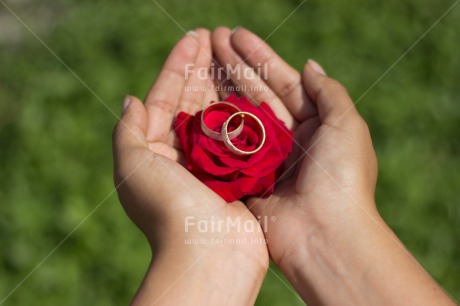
[206,27,378,264]
[247,117,357,262]
[114,29,268,266]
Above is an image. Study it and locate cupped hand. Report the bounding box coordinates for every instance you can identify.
[211,27,378,266]
[212,27,457,306]
[112,29,267,305]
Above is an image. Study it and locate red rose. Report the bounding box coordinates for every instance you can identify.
[174,94,294,202]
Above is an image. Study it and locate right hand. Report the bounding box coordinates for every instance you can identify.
[212,27,378,267]
[212,27,455,306]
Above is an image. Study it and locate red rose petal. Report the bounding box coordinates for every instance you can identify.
[174,94,294,202]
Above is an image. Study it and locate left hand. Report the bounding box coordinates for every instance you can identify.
[113,28,268,305]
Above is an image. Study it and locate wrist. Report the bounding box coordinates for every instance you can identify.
[154,236,269,276]
[275,203,454,305]
[275,199,381,267]
[275,201,385,303]
[146,209,270,277]
[139,236,267,305]
[136,207,269,305]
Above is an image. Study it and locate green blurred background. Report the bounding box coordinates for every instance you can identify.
[1,0,459,304]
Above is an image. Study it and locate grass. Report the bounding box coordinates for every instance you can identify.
[0,0,459,304]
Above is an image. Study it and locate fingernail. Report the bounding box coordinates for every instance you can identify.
[308,59,326,76]
[186,30,199,39]
[122,95,131,114]
[231,27,240,34]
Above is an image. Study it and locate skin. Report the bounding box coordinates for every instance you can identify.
[113,27,456,305]
[113,29,268,306]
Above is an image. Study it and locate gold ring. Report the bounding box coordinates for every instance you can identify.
[201,102,244,141]
[221,112,266,155]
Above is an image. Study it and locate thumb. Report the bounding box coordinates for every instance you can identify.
[112,95,149,160]
[302,60,361,127]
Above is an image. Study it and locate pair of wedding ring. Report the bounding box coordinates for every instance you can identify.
[201,102,266,155]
